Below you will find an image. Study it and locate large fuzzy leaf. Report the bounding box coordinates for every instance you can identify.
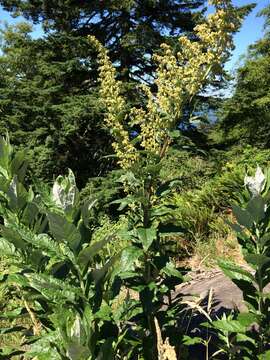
[232,205,253,229]
[246,195,266,223]
[52,169,79,217]
[48,213,81,251]
[66,343,91,360]
[6,176,29,211]
[24,332,62,360]
[4,222,66,260]
[25,273,82,303]
[117,246,144,278]
[0,135,12,178]
[0,237,17,257]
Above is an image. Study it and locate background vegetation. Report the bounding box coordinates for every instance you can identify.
[0,0,270,358]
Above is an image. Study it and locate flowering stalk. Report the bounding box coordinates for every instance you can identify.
[89,1,243,357]
[90,0,241,167]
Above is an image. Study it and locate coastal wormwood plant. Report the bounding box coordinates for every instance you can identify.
[89,0,243,358]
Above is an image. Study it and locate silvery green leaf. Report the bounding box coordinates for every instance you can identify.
[7,177,18,209]
[244,166,265,196]
[52,169,79,212]
[70,315,82,341]
[66,343,91,360]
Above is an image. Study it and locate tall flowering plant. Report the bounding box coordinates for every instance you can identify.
[89,1,243,358]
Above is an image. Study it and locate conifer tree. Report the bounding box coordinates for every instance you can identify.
[0,24,109,186]
[0,0,205,81]
[215,4,270,148]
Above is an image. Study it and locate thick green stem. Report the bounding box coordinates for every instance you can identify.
[141,182,159,359]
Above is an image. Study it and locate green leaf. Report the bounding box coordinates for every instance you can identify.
[0,238,16,256]
[182,335,203,345]
[11,151,28,183]
[25,273,81,303]
[0,135,11,177]
[247,195,266,223]
[0,325,26,334]
[162,262,183,279]
[21,202,39,226]
[245,254,270,268]
[91,254,119,285]
[1,226,26,250]
[111,196,136,211]
[48,212,81,251]
[236,333,255,345]
[95,303,112,321]
[218,260,255,283]
[258,350,270,360]
[8,274,29,287]
[137,227,156,251]
[260,234,270,247]
[237,312,258,327]
[212,319,246,333]
[66,343,91,360]
[150,206,172,218]
[24,332,62,359]
[227,221,243,234]
[0,307,24,319]
[0,347,24,358]
[7,176,28,211]
[113,246,142,279]
[5,222,65,259]
[232,205,253,229]
[78,236,113,269]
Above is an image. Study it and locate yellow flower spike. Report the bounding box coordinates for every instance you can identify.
[89,0,242,168]
[88,35,139,168]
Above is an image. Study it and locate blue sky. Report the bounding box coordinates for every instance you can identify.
[226,0,268,72]
[0,0,268,72]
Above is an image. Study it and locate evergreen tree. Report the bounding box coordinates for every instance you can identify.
[214,4,270,148]
[0,0,205,82]
[0,24,109,186]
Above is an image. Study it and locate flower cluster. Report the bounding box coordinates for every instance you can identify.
[90,0,242,168]
[89,36,139,169]
[153,0,241,126]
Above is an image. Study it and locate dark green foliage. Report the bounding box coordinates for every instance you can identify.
[214,4,270,148]
[0,0,205,81]
[0,23,112,186]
